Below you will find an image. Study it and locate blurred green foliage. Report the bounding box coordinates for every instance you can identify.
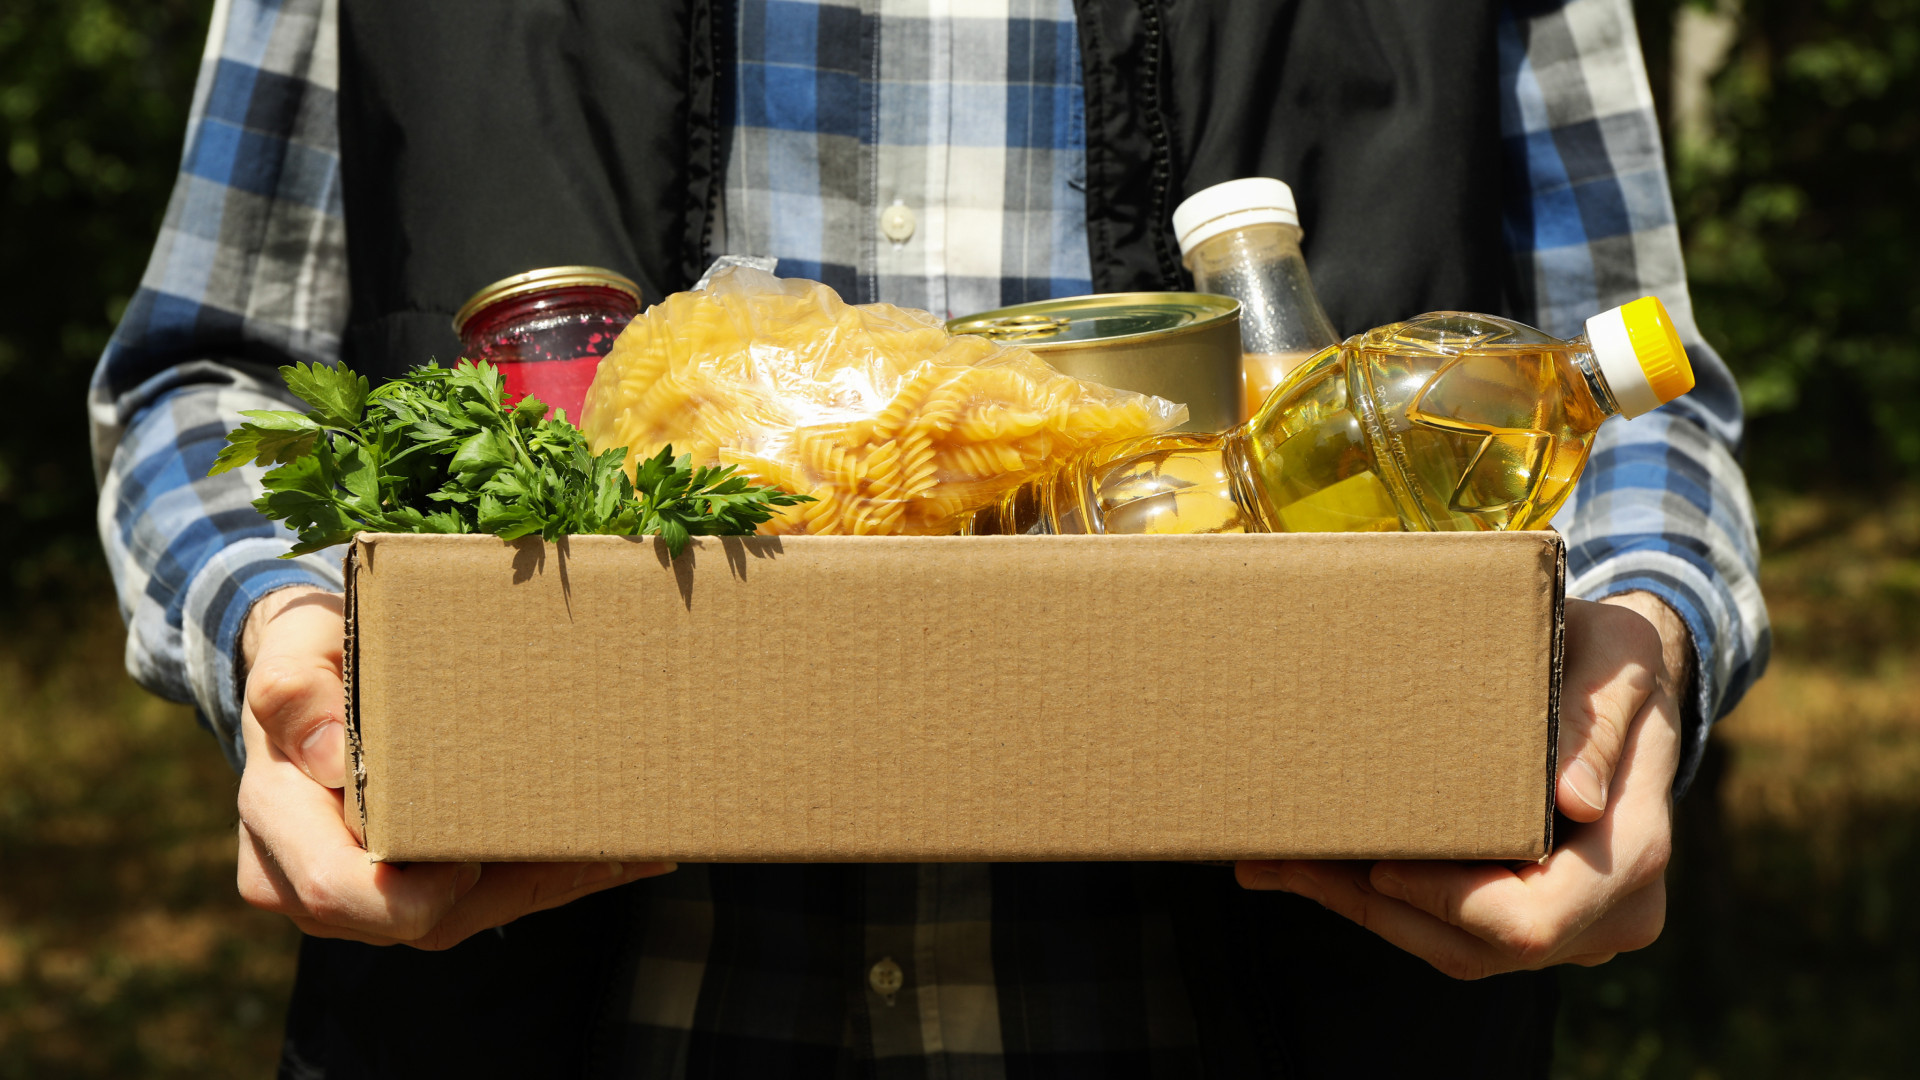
[1670,0,1920,491]
[0,0,209,611]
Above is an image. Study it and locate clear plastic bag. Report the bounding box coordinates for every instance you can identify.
[579,267,1188,535]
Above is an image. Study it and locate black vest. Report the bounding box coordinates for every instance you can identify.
[338,0,1509,382]
[314,4,1547,1074]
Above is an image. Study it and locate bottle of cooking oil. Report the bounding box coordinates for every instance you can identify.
[1175,178,1341,423]
[956,297,1694,536]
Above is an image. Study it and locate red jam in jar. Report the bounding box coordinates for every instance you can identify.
[453,266,642,424]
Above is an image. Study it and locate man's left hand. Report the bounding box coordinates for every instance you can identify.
[1236,592,1691,979]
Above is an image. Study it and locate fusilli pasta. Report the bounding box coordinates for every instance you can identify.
[579,268,1186,535]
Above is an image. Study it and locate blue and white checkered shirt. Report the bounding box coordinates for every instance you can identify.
[718,0,1092,316]
[91,0,1768,1069]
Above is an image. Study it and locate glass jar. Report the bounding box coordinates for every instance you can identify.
[453,266,642,423]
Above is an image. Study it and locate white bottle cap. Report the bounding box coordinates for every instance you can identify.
[1173,178,1301,256]
[1583,297,1694,419]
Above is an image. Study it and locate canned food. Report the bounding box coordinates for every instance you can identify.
[454,266,642,423]
[947,293,1243,433]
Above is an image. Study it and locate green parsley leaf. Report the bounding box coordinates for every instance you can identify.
[215,358,812,557]
[282,361,370,430]
[208,410,321,475]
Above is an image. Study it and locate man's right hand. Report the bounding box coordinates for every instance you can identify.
[234,586,675,949]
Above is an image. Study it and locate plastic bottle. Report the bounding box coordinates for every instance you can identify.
[955,297,1695,536]
[1175,179,1341,423]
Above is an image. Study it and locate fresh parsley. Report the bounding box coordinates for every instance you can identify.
[210,359,810,557]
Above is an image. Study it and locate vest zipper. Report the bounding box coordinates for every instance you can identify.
[681,0,729,289]
[1135,0,1180,288]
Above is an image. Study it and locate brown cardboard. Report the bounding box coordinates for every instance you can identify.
[345,531,1563,863]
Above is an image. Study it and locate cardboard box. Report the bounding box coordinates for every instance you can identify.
[345,531,1564,863]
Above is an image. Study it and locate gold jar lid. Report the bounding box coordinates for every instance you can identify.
[452,265,643,335]
[947,292,1239,349]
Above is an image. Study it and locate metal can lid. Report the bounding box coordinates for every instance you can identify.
[946,293,1240,349]
[452,266,642,335]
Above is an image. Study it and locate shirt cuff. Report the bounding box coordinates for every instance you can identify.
[181,536,345,771]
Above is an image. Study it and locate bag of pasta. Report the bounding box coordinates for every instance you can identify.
[578,267,1187,535]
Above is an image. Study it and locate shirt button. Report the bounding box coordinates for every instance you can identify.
[868,956,905,998]
[880,202,917,243]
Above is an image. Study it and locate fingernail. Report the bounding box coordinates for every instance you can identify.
[1566,757,1608,813]
[453,863,483,902]
[627,861,678,879]
[300,721,346,788]
[1374,868,1405,898]
[1282,872,1325,905]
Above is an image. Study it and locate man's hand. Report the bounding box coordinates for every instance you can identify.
[1236,592,1690,979]
[234,585,676,949]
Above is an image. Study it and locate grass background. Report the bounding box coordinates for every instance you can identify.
[4,0,1918,1074]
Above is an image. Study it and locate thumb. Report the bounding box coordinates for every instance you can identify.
[1555,598,1665,823]
[243,587,349,788]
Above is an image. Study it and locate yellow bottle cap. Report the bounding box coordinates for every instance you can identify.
[1619,296,1694,404]
[1583,296,1697,418]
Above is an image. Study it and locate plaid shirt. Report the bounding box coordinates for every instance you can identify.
[718,0,1092,316]
[91,0,1769,1071]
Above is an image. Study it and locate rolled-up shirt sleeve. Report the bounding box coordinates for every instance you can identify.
[91,0,348,770]
[1501,0,1771,794]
